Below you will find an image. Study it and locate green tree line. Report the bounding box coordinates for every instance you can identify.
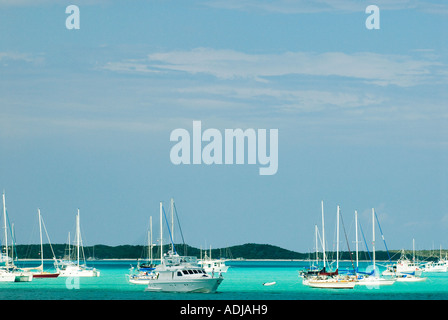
[9,242,444,261]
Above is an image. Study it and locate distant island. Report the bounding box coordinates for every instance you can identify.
[12,242,444,262]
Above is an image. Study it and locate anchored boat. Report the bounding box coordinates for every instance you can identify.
[145,201,223,293]
[301,202,356,289]
[56,210,100,277]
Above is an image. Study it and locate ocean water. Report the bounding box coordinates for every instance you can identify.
[1,260,448,300]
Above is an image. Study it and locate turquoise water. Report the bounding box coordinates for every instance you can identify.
[1,260,448,300]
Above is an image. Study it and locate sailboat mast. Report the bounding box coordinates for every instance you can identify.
[337,205,340,270]
[413,238,415,262]
[2,192,8,268]
[372,208,376,271]
[315,224,319,264]
[160,202,163,262]
[11,223,15,263]
[77,209,80,267]
[149,216,153,264]
[321,201,326,269]
[171,198,174,251]
[38,209,43,267]
[355,210,359,269]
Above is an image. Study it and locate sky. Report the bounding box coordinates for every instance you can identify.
[0,0,447,254]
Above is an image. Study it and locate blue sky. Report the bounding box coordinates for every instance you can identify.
[0,0,447,254]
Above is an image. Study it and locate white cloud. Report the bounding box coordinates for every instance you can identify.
[203,0,447,14]
[0,52,44,65]
[103,48,444,87]
[0,0,106,6]
[102,61,161,74]
[179,85,382,111]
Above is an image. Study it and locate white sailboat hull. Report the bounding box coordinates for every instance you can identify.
[128,273,153,285]
[58,271,100,277]
[0,271,16,282]
[396,277,426,282]
[129,278,150,285]
[356,276,395,286]
[0,268,34,282]
[304,279,356,289]
[58,265,100,277]
[395,274,427,282]
[383,269,423,277]
[397,267,423,276]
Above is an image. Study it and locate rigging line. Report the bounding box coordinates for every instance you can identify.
[374,211,392,263]
[24,219,37,259]
[340,211,355,272]
[173,202,186,253]
[6,209,19,261]
[41,216,58,263]
[79,226,87,265]
[76,221,88,266]
[162,205,177,255]
[359,222,372,263]
[388,251,400,260]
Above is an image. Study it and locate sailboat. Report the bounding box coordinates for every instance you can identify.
[424,260,448,273]
[383,240,426,282]
[128,216,156,285]
[1,192,33,282]
[56,210,100,277]
[145,200,224,293]
[300,202,326,282]
[423,245,448,273]
[299,225,320,278]
[356,208,395,286]
[198,245,229,274]
[23,209,59,278]
[383,241,424,278]
[302,202,356,289]
[0,192,17,282]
